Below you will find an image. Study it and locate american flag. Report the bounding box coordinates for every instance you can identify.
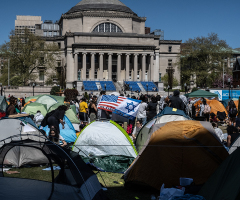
[97,95,126,112]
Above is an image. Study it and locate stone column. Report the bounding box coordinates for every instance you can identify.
[74,53,78,81]
[82,52,87,81]
[154,50,160,82]
[125,54,130,81]
[150,54,154,82]
[142,54,146,81]
[90,52,95,80]
[117,53,122,81]
[66,49,74,88]
[99,53,104,80]
[134,54,138,81]
[108,53,112,80]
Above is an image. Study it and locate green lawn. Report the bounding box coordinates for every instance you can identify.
[4,166,158,200]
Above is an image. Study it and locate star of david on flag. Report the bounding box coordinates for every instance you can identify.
[97,95,141,120]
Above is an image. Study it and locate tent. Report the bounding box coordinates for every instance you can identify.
[0,96,7,112]
[206,99,228,116]
[48,103,80,124]
[136,107,191,152]
[199,147,240,200]
[25,95,64,105]
[42,115,77,143]
[36,95,58,110]
[125,120,228,190]
[22,102,47,116]
[72,120,137,173]
[0,136,107,200]
[222,98,239,108]
[185,90,218,98]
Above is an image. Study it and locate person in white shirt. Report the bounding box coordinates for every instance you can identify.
[132,120,143,141]
[137,95,148,125]
[33,110,44,127]
[212,122,224,142]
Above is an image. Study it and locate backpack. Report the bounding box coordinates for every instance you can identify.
[229,108,238,117]
[203,104,211,114]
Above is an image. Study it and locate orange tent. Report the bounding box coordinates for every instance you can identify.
[206,99,228,116]
[24,99,36,107]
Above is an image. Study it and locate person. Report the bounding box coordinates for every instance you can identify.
[137,95,148,125]
[89,96,97,122]
[45,105,68,135]
[169,90,185,111]
[227,125,240,147]
[203,99,211,121]
[210,113,218,123]
[147,96,158,121]
[6,96,17,116]
[48,126,67,147]
[212,122,224,142]
[33,110,44,127]
[79,97,88,121]
[199,102,205,117]
[132,120,143,141]
[74,99,79,114]
[228,100,237,124]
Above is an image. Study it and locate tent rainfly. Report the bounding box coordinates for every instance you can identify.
[185,90,218,98]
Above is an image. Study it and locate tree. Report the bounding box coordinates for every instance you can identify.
[161,74,179,88]
[212,73,233,88]
[0,28,59,86]
[180,33,232,88]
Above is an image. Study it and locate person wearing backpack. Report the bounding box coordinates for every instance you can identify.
[203,99,211,121]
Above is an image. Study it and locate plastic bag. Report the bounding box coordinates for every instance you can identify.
[159,184,185,200]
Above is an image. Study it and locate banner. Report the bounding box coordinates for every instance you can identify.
[210,90,240,101]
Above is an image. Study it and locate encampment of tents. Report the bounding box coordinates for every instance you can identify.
[185,90,218,98]
[125,120,228,190]
[199,147,240,200]
[0,135,107,200]
[72,120,137,173]
[22,102,47,116]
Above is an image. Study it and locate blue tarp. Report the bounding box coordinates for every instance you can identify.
[42,115,77,143]
[155,107,192,120]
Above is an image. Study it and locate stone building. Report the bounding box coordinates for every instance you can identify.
[44,0,182,90]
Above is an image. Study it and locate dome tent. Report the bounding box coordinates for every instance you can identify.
[22,102,48,116]
[0,135,107,200]
[72,120,137,173]
[136,107,191,152]
[124,120,228,190]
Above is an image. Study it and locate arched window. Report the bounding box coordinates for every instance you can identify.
[92,22,122,33]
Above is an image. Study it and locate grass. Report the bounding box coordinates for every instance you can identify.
[3,166,158,200]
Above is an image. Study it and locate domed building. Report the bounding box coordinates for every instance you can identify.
[50,0,182,91]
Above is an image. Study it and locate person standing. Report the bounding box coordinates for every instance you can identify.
[132,120,143,141]
[147,96,158,121]
[203,99,211,121]
[89,96,97,122]
[79,97,88,121]
[137,95,148,125]
[169,90,185,111]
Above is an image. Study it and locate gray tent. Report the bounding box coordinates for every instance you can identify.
[0,135,107,200]
[0,96,7,112]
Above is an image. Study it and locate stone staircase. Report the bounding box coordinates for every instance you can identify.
[95,82,102,91]
[113,81,123,93]
[137,82,146,92]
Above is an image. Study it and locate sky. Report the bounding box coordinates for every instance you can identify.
[0,0,240,48]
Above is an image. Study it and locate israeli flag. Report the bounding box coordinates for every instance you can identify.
[113,97,141,120]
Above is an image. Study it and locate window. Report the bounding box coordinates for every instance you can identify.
[92,22,123,33]
[159,73,161,82]
[168,46,172,53]
[86,69,89,79]
[168,59,172,68]
[78,70,81,81]
[95,70,98,79]
[39,71,44,81]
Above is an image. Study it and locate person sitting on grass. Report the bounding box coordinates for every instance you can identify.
[48,126,67,148]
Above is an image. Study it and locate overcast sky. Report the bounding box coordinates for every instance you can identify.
[1,0,239,48]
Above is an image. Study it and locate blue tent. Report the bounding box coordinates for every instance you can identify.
[42,115,77,143]
[155,107,192,120]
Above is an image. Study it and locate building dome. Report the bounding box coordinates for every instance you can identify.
[66,0,136,15]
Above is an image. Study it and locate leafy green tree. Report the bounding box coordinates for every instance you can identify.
[0,28,59,86]
[161,74,179,88]
[180,33,232,88]
[50,86,60,95]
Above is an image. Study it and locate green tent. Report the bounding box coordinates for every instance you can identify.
[185,90,218,98]
[48,103,80,124]
[22,102,47,116]
[36,95,58,110]
[199,147,240,200]
[25,95,64,105]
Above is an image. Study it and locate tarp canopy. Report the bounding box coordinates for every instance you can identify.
[199,147,240,200]
[72,120,137,173]
[125,120,228,190]
[22,102,47,116]
[185,90,218,98]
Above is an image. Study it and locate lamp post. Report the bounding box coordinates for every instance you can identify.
[228,78,231,99]
[184,83,187,95]
[146,83,148,96]
[168,85,170,97]
[104,83,106,92]
[32,83,35,96]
